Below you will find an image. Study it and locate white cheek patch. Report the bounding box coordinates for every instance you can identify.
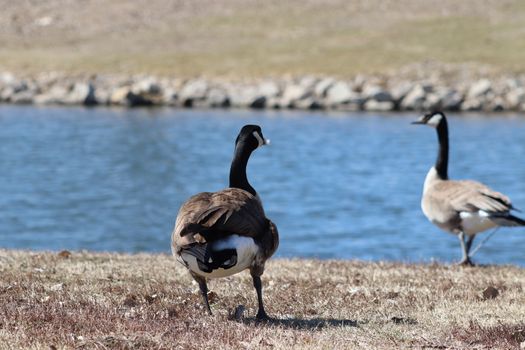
[253,131,265,147]
[427,114,442,126]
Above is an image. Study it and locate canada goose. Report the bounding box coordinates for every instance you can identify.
[171,125,279,320]
[413,111,525,265]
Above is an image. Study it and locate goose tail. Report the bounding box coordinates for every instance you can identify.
[490,213,525,227]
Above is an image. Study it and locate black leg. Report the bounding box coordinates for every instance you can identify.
[251,274,269,321]
[191,272,212,315]
[465,235,475,256]
[457,231,474,266]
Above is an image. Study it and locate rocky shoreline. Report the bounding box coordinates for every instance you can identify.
[2,69,525,112]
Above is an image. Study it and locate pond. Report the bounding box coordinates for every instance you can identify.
[1,105,524,265]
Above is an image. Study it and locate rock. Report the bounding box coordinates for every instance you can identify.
[128,78,163,106]
[390,81,414,103]
[363,99,395,111]
[482,286,499,300]
[325,81,355,105]
[94,87,112,105]
[281,83,311,107]
[34,85,69,105]
[362,85,392,102]
[228,85,264,108]
[0,72,16,85]
[10,90,34,104]
[506,87,525,110]
[162,87,179,106]
[460,98,483,111]
[488,96,506,112]
[313,78,335,97]
[108,85,154,107]
[206,88,230,108]
[468,79,492,98]
[64,82,97,105]
[400,84,427,110]
[132,78,162,96]
[109,86,132,105]
[258,81,280,98]
[440,90,463,111]
[250,96,266,109]
[294,97,324,110]
[179,79,208,107]
[423,88,463,111]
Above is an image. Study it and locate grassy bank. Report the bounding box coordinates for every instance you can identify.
[2,0,525,77]
[0,250,524,349]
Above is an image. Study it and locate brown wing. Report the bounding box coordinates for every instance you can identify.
[435,180,513,214]
[172,188,268,252]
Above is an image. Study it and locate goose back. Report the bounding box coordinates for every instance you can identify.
[172,188,271,252]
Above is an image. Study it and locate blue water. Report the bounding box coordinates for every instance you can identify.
[0,105,524,265]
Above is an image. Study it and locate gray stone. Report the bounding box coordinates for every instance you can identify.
[506,87,525,109]
[228,85,263,108]
[325,81,358,105]
[179,79,208,106]
[389,81,413,103]
[162,87,179,106]
[132,78,162,96]
[206,88,230,108]
[109,86,132,105]
[64,82,97,105]
[294,97,324,110]
[313,78,335,97]
[250,96,266,109]
[281,83,310,106]
[362,85,392,102]
[467,79,492,98]
[440,90,463,111]
[400,85,427,110]
[258,81,280,98]
[10,90,34,104]
[487,96,506,112]
[0,72,16,85]
[422,88,463,111]
[363,99,395,111]
[94,87,112,105]
[460,98,483,111]
[34,85,69,105]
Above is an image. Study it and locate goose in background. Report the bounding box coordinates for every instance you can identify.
[172,125,279,320]
[412,111,525,265]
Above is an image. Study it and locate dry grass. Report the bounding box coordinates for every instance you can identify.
[1,0,525,77]
[0,250,524,349]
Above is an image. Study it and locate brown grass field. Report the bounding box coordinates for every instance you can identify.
[1,0,525,77]
[0,250,524,349]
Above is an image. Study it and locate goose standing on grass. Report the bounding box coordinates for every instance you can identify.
[171,125,279,320]
[412,111,525,265]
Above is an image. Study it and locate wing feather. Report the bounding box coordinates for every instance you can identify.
[434,180,513,214]
[172,188,268,251]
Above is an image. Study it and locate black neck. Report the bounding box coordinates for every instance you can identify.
[229,142,256,196]
[435,118,449,180]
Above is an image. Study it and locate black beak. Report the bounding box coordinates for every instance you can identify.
[411,116,426,125]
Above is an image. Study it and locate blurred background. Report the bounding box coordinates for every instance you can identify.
[0,0,524,265]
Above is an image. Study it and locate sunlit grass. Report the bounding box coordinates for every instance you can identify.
[1,0,525,76]
[0,250,524,349]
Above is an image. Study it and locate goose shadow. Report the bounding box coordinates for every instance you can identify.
[240,316,358,330]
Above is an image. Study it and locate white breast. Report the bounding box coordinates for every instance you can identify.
[181,235,259,279]
[459,211,497,236]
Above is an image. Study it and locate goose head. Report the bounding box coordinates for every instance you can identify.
[412,111,446,128]
[235,125,270,151]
